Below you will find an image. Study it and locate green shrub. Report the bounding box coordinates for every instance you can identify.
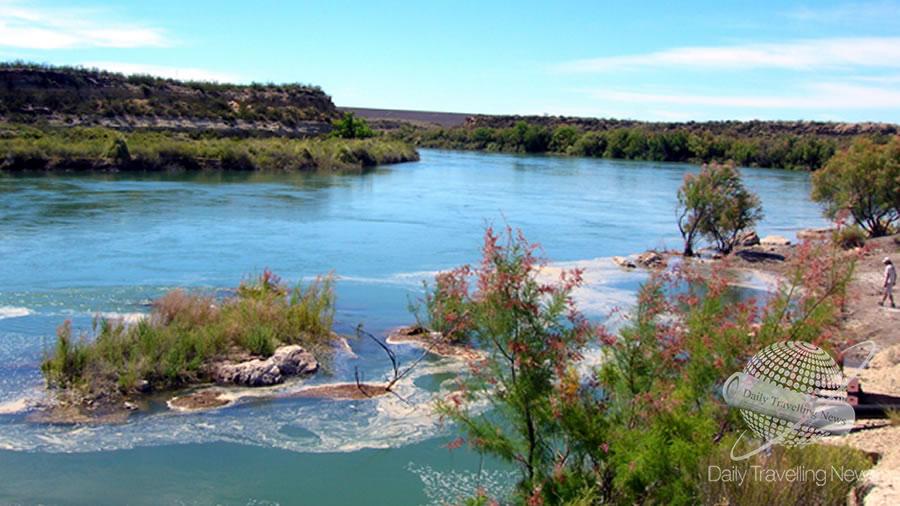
[242,325,276,356]
[833,225,867,249]
[330,112,375,139]
[431,227,856,504]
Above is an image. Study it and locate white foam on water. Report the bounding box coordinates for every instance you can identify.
[0,355,475,455]
[540,257,642,318]
[407,462,518,505]
[0,397,30,414]
[0,306,32,320]
[336,270,442,288]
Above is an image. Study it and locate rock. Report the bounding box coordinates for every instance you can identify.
[396,324,428,337]
[635,251,666,269]
[611,256,637,269]
[123,401,138,411]
[216,358,282,386]
[214,345,318,387]
[168,390,232,411]
[760,235,791,246]
[271,345,319,376]
[737,230,760,246]
[734,249,786,263]
[797,227,833,240]
[135,379,152,393]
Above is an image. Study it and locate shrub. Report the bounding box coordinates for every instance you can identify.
[429,225,605,501]
[432,227,856,504]
[833,225,867,249]
[330,111,375,139]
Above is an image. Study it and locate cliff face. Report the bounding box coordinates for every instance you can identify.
[0,66,339,135]
[463,114,899,138]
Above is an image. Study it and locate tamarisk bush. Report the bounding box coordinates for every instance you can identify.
[428,226,865,504]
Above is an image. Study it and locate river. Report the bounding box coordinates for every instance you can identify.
[0,149,828,504]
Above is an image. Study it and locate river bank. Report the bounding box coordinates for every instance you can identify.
[0,123,419,172]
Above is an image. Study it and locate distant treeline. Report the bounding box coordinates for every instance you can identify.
[0,62,338,128]
[0,123,418,172]
[387,121,865,170]
[386,120,890,170]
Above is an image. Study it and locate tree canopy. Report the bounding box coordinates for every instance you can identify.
[811,136,900,237]
[676,163,763,256]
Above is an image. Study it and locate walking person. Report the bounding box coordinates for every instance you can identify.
[880,257,896,308]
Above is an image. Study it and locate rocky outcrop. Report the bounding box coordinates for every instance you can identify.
[612,256,637,269]
[0,65,338,133]
[734,249,786,263]
[635,251,667,269]
[760,235,791,246]
[737,230,760,247]
[214,345,318,387]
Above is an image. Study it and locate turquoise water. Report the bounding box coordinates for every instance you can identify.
[0,150,827,504]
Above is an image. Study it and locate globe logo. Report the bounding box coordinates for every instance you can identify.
[723,340,875,460]
[740,341,845,448]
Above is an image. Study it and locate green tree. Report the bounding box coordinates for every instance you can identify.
[330,111,375,139]
[677,163,763,256]
[811,136,900,237]
[549,125,579,153]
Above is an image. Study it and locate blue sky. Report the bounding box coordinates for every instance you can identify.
[1,0,899,122]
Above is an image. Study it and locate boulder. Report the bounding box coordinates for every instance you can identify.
[611,256,637,269]
[635,251,666,269]
[737,230,760,246]
[215,345,318,387]
[760,235,791,246]
[734,249,786,263]
[271,345,318,376]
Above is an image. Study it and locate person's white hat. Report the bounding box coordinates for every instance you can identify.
[884,257,892,264]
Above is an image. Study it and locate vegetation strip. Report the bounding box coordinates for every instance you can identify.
[0,123,418,172]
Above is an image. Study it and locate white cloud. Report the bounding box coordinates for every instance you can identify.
[556,37,900,72]
[581,82,900,110]
[81,62,241,83]
[0,0,168,49]
[785,1,900,23]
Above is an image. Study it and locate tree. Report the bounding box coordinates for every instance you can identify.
[677,163,763,256]
[811,136,900,237]
[330,111,375,139]
[549,125,579,153]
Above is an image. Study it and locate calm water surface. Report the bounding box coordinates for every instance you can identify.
[0,149,828,504]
